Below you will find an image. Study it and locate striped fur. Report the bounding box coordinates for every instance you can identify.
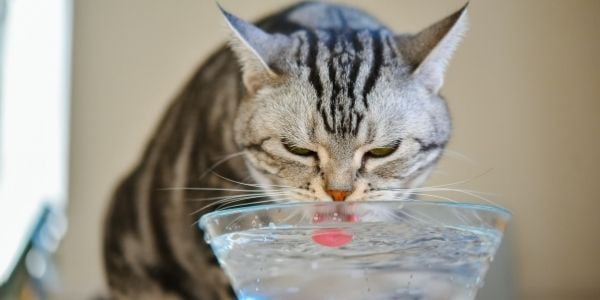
[104,2,467,299]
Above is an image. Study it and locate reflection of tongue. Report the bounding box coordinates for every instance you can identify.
[312,228,353,247]
[311,206,357,247]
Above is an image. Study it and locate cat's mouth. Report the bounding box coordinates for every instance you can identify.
[312,203,358,224]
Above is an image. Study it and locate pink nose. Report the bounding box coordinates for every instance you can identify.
[326,190,351,201]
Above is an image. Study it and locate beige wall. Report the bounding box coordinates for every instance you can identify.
[58,0,600,299]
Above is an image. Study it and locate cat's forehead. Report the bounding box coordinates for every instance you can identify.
[288,28,409,78]
[280,28,412,138]
[261,75,444,152]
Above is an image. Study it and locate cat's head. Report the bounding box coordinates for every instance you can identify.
[224,3,468,202]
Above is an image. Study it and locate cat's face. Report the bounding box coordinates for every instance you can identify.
[234,54,450,202]
[225,4,467,202]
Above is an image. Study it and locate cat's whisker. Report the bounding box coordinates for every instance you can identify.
[442,149,479,166]
[198,151,246,181]
[213,193,291,210]
[188,188,300,217]
[417,187,496,196]
[411,192,457,204]
[374,190,450,202]
[211,171,294,190]
[420,188,498,205]
[384,187,494,197]
[186,191,288,202]
[159,187,266,192]
[372,169,497,204]
[422,169,494,189]
[379,170,494,193]
[188,193,282,217]
[217,197,292,211]
[189,196,258,216]
[383,187,497,205]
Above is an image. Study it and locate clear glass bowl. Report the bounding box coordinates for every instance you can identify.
[200,201,511,300]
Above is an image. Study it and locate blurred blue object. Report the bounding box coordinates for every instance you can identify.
[0,206,67,299]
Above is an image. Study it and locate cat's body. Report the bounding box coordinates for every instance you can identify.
[103,2,467,299]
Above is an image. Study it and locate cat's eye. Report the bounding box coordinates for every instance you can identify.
[283,141,315,156]
[367,146,398,158]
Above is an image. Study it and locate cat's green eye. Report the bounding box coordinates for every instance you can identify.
[283,142,315,156]
[367,146,397,158]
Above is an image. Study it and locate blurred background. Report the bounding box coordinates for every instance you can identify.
[0,0,599,299]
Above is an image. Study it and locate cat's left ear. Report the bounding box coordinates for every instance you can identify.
[219,6,292,94]
[396,3,469,93]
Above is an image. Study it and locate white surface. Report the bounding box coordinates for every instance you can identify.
[0,0,71,285]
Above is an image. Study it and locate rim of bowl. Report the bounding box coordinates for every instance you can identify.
[199,200,512,231]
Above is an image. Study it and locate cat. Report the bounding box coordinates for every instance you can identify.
[103,1,468,299]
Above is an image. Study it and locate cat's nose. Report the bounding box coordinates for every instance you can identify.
[326,190,351,202]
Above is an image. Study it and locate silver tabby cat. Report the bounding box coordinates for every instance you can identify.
[103,2,468,299]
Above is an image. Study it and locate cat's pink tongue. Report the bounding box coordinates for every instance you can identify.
[311,209,357,248]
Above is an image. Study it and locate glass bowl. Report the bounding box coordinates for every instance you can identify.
[200,201,511,300]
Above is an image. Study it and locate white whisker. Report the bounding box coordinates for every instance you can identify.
[211,171,294,190]
[217,197,292,211]
[423,169,494,189]
[408,192,458,203]
[187,191,288,202]
[198,151,246,181]
[443,149,479,166]
[160,187,264,192]
[189,194,276,217]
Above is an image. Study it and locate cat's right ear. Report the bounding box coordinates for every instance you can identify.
[219,5,292,94]
[395,4,469,94]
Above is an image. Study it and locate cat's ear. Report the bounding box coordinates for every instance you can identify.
[219,6,292,94]
[396,3,469,93]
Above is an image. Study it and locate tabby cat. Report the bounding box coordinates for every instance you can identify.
[103,1,468,299]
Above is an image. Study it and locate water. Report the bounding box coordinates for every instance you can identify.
[209,221,500,300]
